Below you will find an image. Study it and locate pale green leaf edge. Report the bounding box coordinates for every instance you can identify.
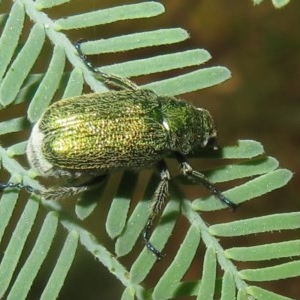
[253,0,291,8]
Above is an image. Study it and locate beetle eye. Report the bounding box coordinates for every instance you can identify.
[206,137,219,151]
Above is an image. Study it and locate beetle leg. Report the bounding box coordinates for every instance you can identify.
[0,182,86,200]
[143,160,170,260]
[0,182,37,194]
[0,175,107,200]
[74,40,139,91]
[41,175,108,200]
[175,153,238,210]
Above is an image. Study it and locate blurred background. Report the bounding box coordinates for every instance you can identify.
[1,0,299,299]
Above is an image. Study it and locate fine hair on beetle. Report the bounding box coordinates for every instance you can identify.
[0,40,238,260]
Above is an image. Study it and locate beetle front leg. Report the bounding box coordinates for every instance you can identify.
[175,153,238,210]
[143,160,170,260]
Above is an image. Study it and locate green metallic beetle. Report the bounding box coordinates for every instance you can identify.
[0,41,237,259]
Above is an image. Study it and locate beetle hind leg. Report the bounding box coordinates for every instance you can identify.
[74,40,139,91]
[0,175,108,201]
[0,182,37,194]
[41,174,108,200]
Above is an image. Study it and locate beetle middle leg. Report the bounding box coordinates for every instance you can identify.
[74,40,139,91]
[143,160,170,260]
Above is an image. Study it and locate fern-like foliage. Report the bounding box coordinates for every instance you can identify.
[253,0,291,8]
[0,1,298,299]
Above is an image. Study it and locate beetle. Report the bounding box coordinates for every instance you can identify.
[0,41,237,260]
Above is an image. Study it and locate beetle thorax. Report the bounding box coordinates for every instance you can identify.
[160,97,217,154]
